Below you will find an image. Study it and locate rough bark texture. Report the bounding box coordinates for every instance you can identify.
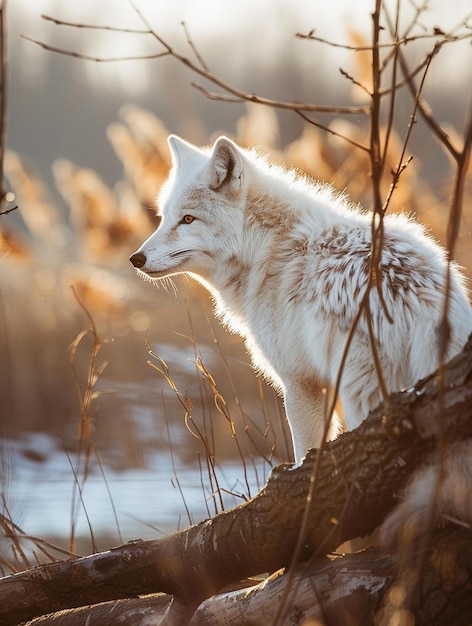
[1,335,472,626]
[23,596,172,625]
[19,527,472,626]
[191,527,472,626]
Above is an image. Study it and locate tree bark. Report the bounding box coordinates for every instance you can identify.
[22,596,172,626]
[191,527,472,626]
[1,335,472,626]
[19,527,472,626]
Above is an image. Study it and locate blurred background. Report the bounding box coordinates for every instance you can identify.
[1,0,471,566]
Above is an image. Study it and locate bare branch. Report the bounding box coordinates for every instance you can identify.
[447,100,472,256]
[439,100,472,360]
[339,67,372,97]
[22,2,369,119]
[0,204,17,216]
[380,0,401,179]
[190,82,245,103]
[296,22,472,51]
[41,14,151,34]
[181,21,209,73]
[191,81,367,115]
[381,11,434,214]
[392,38,461,160]
[128,1,369,116]
[20,34,171,63]
[294,109,370,152]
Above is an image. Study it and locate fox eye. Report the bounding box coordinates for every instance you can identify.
[180,214,195,225]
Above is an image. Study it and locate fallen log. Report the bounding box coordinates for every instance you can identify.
[191,526,472,626]
[19,526,472,626]
[1,335,472,626]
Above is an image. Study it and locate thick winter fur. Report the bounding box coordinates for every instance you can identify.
[130,135,472,542]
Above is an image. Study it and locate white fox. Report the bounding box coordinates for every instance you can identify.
[130,135,472,541]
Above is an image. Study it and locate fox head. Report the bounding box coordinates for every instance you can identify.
[129,135,247,284]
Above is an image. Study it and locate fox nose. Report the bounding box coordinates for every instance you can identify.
[129,251,147,268]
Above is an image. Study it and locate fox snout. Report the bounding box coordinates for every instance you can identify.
[129,251,147,269]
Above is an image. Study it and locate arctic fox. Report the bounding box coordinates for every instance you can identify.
[130,135,472,540]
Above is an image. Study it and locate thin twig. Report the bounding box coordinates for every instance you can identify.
[0,204,17,216]
[68,286,118,554]
[191,81,367,115]
[274,10,401,621]
[296,23,472,51]
[395,40,460,160]
[339,67,372,97]
[438,98,472,359]
[181,21,209,72]
[294,109,369,153]
[446,100,472,260]
[41,14,151,34]
[381,3,433,214]
[26,1,369,118]
[20,35,170,63]
[380,0,401,177]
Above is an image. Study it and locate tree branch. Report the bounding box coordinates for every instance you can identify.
[191,528,472,626]
[22,6,368,118]
[0,204,17,216]
[20,35,171,63]
[41,14,150,34]
[296,25,472,51]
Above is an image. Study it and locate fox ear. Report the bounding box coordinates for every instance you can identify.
[208,137,243,191]
[167,135,204,167]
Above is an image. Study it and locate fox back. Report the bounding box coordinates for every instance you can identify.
[130,135,472,542]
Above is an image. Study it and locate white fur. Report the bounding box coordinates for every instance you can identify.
[131,135,472,542]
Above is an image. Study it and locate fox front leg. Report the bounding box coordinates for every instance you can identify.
[283,379,339,462]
